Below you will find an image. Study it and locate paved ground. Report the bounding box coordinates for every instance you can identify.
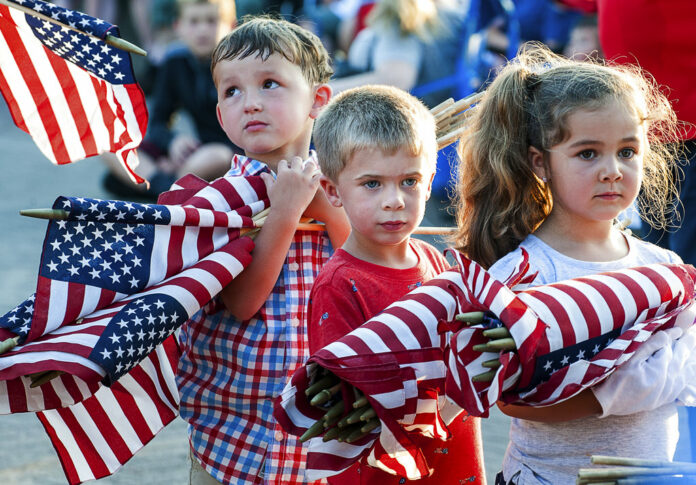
[0,101,691,485]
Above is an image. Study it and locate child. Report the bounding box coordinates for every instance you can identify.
[452,43,696,484]
[176,16,350,484]
[308,85,486,483]
[103,0,238,200]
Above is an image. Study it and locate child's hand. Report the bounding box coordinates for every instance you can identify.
[260,157,320,221]
[169,134,200,169]
[302,185,335,223]
[593,326,696,417]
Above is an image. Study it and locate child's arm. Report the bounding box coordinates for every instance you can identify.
[219,158,321,320]
[303,188,350,249]
[498,326,696,422]
[497,389,602,422]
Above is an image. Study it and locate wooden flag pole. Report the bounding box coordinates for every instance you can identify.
[0,0,147,56]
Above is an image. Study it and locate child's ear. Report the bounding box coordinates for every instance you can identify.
[216,104,225,130]
[528,146,547,181]
[320,175,342,207]
[309,84,332,119]
[424,170,435,201]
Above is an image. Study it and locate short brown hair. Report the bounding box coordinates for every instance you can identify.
[211,15,332,86]
[314,85,437,181]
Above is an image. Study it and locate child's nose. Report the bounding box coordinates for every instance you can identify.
[382,187,405,210]
[600,156,623,182]
[243,92,262,113]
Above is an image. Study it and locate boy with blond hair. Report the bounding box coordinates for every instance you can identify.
[177,16,349,484]
[308,85,485,483]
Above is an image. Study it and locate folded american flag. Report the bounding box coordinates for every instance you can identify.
[275,250,696,480]
[0,173,268,483]
[0,0,148,182]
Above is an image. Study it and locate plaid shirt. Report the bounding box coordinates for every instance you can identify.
[177,154,333,484]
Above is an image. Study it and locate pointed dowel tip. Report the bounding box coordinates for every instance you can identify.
[0,336,19,355]
[105,34,147,56]
[20,208,70,220]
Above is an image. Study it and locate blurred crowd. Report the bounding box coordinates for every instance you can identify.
[55,0,599,201]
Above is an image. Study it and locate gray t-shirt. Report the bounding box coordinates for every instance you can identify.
[489,234,683,485]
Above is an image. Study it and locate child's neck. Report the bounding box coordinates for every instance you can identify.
[342,235,418,270]
[534,218,629,262]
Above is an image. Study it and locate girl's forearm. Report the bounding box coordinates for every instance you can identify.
[497,389,602,422]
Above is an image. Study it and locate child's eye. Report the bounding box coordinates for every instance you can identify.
[224,86,238,97]
[262,80,279,89]
[618,148,636,159]
[363,180,379,189]
[402,178,418,187]
[577,149,596,161]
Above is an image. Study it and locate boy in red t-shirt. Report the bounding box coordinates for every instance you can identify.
[308,85,486,484]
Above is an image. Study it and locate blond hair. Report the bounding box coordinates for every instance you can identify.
[314,85,437,181]
[211,15,332,86]
[452,42,681,268]
[367,0,442,41]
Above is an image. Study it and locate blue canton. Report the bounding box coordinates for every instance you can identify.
[12,0,135,84]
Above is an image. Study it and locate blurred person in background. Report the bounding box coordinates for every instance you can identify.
[329,0,465,108]
[101,0,240,200]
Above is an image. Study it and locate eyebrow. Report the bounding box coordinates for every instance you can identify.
[354,171,424,180]
[567,136,641,148]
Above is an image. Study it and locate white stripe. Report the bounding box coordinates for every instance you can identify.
[117,370,166,433]
[67,61,110,147]
[517,292,564,351]
[112,84,142,145]
[103,82,128,147]
[0,350,104,375]
[349,327,392,354]
[0,381,8,413]
[323,341,357,358]
[70,403,123,471]
[155,343,180,405]
[14,20,86,161]
[78,284,104,319]
[187,185,231,212]
[180,226,201,270]
[584,273,639,325]
[410,283,459,322]
[228,176,259,206]
[46,279,69,335]
[149,225,171,286]
[136,353,179,414]
[0,24,53,159]
[531,285,590,344]
[385,299,441,347]
[145,283,200,317]
[41,409,97,482]
[95,388,146,452]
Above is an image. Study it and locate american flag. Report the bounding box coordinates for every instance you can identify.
[0,173,268,483]
[275,250,696,480]
[0,0,148,182]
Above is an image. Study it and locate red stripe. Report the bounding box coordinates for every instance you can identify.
[523,290,576,348]
[81,397,133,464]
[577,278,626,332]
[166,226,185,280]
[64,281,86,328]
[54,406,111,479]
[91,75,116,148]
[45,50,98,155]
[37,412,82,485]
[554,283,603,339]
[0,18,70,162]
[0,50,28,131]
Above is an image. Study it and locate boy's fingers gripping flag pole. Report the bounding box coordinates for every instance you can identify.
[0,0,148,183]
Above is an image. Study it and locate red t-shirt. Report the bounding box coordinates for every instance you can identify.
[308,238,486,484]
